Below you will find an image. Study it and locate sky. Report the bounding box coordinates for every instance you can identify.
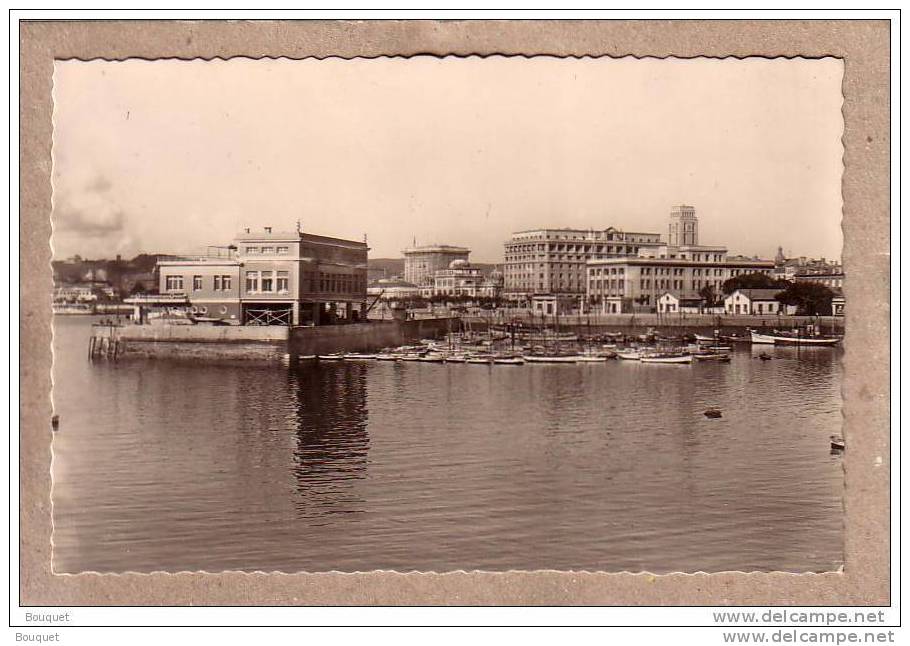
[51,57,844,263]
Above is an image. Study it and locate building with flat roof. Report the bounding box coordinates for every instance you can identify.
[402,244,471,288]
[584,206,775,311]
[586,251,775,311]
[157,226,369,325]
[503,226,663,299]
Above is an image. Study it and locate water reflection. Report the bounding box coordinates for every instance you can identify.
[288,363,370,520]
[51,317,844,573]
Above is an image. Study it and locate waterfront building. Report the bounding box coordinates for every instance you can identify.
[432,260,482,298]
[657,292,720,314]
[587,250,774,311]
[503,226,663,299]
[773,248,843,284]
[831,293,845,316]
[402,244,470,288]
[585,206,775,312]
[157,226,369,325]
[53,283,101,303]
[724,289,784,315]
[367,277,421,301]
[795,270,845,291]
[530,293,576,316]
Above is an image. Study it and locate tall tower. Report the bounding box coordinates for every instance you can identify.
[668,204,698,246]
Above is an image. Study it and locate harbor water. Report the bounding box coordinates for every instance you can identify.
[51,316,845,573]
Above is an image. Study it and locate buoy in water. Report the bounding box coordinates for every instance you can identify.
[704,408,722,419]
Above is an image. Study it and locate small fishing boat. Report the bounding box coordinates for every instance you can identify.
[466,355,493,364]
[616,350,643,361]
[750,330,842,346]
[418,353,447,363]
[297,354,317,360]
[445,355,467,363]
[749,331,779,345]
[522,354,578,363]
[400,354,422,361]
[318,353,345,361]
[694,333,717,342]
[693,352,732,362]
[375,353,402,361]
[343,353,377,360]
[640,353,693,364]
[493,355,525,365]
[575,354,609,362]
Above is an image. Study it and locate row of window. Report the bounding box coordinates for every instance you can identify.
[244,246,290,255]
[164,275,234,292]
[245,271,290,293]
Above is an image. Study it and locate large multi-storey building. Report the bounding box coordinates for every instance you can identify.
[586,249,775,311]
[157,226,369,325]
[585,206,774,310]
[502,227,663,299]
[402,244,471,288]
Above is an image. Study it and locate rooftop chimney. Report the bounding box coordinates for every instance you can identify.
[264,226,272,234]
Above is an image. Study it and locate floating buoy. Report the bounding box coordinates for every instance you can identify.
[51,415,59,431]
[704,408,722,419]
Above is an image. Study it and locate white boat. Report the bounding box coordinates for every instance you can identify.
[343,353,377,360]
[466,355,493,364]
[297,354,317,360]
[693,352,732,362]
[376,353,402,361]
[445,355,467,363]
[694,333,717,342]
[575,354,608,362]
[493,355,525,365]
[641,353,693,364]
[318,353,345,361]
[400,354,422,361]
[418,353,447,363]
[750,330,842,346]
[616,350,643,360]
[522,355,578,363]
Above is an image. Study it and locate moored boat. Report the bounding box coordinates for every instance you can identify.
[616,350,643,361]
[466,355,493,364]
[750,330,842,346]
[641,353,693,364]
[343,353,377,360]
[693,352,732,362]
[318,353,345,361]
[522,354,578,363]
[493,355,525,365]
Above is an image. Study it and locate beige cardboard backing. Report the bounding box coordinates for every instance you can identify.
[19,19,891,606]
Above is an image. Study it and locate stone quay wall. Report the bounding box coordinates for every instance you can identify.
[89,318,458,361]
[288,317,457,357]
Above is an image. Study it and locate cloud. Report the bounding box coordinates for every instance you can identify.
[52,174,127,237]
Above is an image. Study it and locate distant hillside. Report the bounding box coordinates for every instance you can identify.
[367,258,406,279]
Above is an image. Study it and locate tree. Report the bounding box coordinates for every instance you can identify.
[698,284,719,307]
[721,272,789,295]
[775,282,835,316]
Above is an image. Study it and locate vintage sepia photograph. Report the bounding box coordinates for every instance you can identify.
[49,55,848,575]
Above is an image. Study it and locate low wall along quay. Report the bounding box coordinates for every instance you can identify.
[88,318,458,361]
